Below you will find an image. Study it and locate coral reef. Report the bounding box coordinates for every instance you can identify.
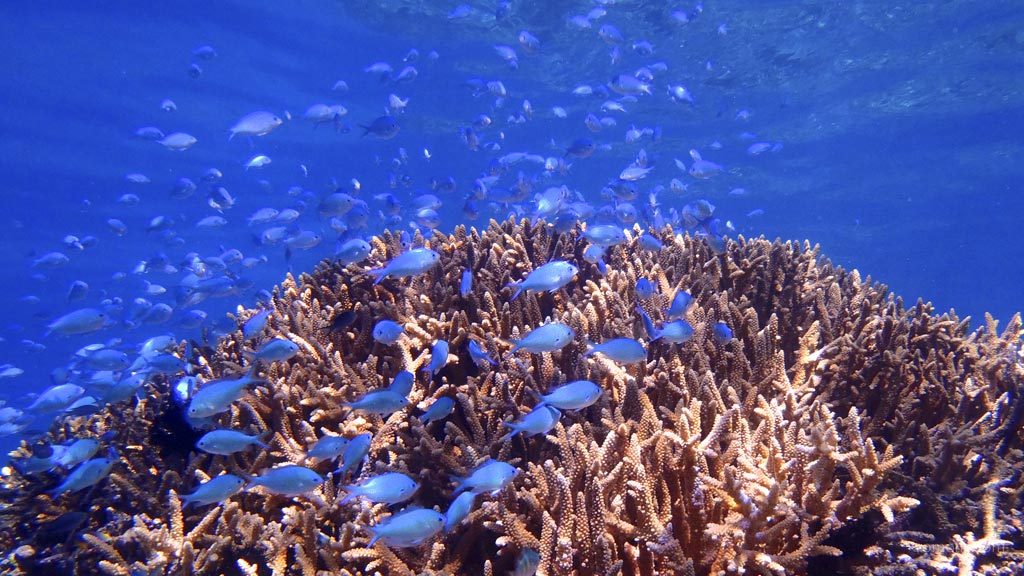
[0,218,1021,575]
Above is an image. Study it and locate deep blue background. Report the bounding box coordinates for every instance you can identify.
[0,1,1021,452]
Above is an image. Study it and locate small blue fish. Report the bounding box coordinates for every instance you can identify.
[581,224,627,247]
[196,430,268,455]
[460,270,473,297]
[360,115,401,139]
[582,244,607,275]
[305,435,349,462]
[713,322,733,344]
[242,310,272,339]
[444,491,476,532]
[337,433,372,476]
[538,380,603,411]
[247,338,299,363]
[180,474,245,508]
[419,397,455,425]
[342,472,419,505]
[365,507,445,548]
[51,438,101,469]
[509,323,575,354]
[187,368,266,419]
[501,405,561,441]
[343,389,410,416]
[506,260,578,301]
[635,278,656,299]
[27,384,85,413]
[638,234,663,251]
[654,320,695,343]
[514,548,541,576]
[47,457,115,496]
[388,371,415,397]
[424,340,450,377]
[336,238,372,265]
[666,290,693,319]
[373,320,404,345]
[584,338,647,364]
[368,248,440,284]
[467,340,498,366]
[452,459,519,496]
[564,137,596,159]
[248,465,323,497]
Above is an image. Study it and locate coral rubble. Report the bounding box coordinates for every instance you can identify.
[1,218,1021,575]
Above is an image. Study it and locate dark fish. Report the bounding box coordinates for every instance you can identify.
[331,310,357,331]
[564,137,595,159]
[360,116,400,139]
[36,511,88,545]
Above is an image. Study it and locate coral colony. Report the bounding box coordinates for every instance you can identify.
[1,219,1022,575]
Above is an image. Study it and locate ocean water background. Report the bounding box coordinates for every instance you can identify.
[0,1,1021,456]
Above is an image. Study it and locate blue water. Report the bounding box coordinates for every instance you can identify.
[0,0,1021,455]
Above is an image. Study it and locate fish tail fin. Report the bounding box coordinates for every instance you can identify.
[256,430,272,449]
[583,341,596,356]
[339,490,357,505]
[506,283,523,301]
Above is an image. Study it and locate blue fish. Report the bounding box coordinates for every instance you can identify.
[187,368,266,419]
[342,472,419,505]
[343,389,410,416]
[419,397,455,424]
[713,322,733,344]
[501,405,561,441]
[388,371,415,397]
[336,238,372,265]
[509,323,575,353]
[584,338,647,364]
[564,137,595,159]
[666,290,693,319]
[180,474,245,508]
[460,270,473,297]
[424,340,450,377]
[452,459,519,496]
[653,320,695,343]
[444,491,476,532]
[538,380,602,411]
[248,465,323,497]
[581,224,627,247]
[360,115,400,139]
[196,430,269,455]
[637,234,663,251]
[247,338,299,363]
[305,435,349,462]
[373,320,404,345]
[337,433,372,476]
[506,260,578,301]
[468,340,498,366]
[47,456,115,496]
[582,244,607,275]
[365,507,445,548]
[514,548,541,576]
[367,248,440,284]
[635,278,656,299]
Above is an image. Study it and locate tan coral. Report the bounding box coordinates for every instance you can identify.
[0,218,1021,576]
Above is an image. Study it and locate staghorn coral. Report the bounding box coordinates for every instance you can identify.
[0,218,1021,575]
